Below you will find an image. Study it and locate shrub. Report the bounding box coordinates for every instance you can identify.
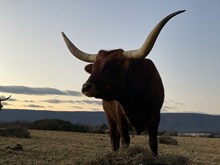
[158,130,178,136]
[156,154,191,165]
[31,119,60,130]
[0,120,108,133]
[31,119,74,131]
[158,136,178,146]
[164,130,178,136]
[0,126,31,138]
[71,123,89,132]
[0,120,33,129]
[30,119,91,132]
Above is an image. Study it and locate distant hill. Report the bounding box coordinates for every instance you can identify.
[0,109,105,125]
[160,113,220,133]
[0,109,219,133]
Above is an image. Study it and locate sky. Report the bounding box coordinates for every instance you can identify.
[0,1,219,114]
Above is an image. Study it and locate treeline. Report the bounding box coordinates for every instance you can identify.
[1,120,219,138]
[0,119,108,134]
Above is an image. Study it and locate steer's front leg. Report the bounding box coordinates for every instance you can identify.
[117,114,130,148]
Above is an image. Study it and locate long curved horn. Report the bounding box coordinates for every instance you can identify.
[0,95,11,101]
[123,10,185,59]
[62,32,97,62]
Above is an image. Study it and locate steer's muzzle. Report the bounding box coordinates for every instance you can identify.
[82,82,96,97]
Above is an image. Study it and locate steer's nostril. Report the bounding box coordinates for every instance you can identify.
[82,82,93,91]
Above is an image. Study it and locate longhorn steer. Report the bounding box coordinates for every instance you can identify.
[62,10,185,156]
[0,95,11,110]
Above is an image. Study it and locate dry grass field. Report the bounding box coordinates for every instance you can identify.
[0,130,219,164]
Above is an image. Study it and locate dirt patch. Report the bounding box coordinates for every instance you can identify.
[82,146,190,165]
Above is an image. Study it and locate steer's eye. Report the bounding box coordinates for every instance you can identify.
[103,65,116,74]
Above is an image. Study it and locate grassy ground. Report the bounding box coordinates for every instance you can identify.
[0,130,219,164]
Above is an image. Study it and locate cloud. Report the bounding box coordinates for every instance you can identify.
[43,99,61,104]
[43,99,74,104]
[25,104,45,108]
[75,100,102,105]
[175,102,184,106]
[47,105,54,108]
[65,90,82,96]
[0,85,82,96]
[70,105,84,110]
[162,99,185,113]
[42,99,102,105]
[23,100,34,103]
[1,102,10,106]
[162,105,173,112]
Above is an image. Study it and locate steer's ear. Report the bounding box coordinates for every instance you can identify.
[85,64,93,74]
